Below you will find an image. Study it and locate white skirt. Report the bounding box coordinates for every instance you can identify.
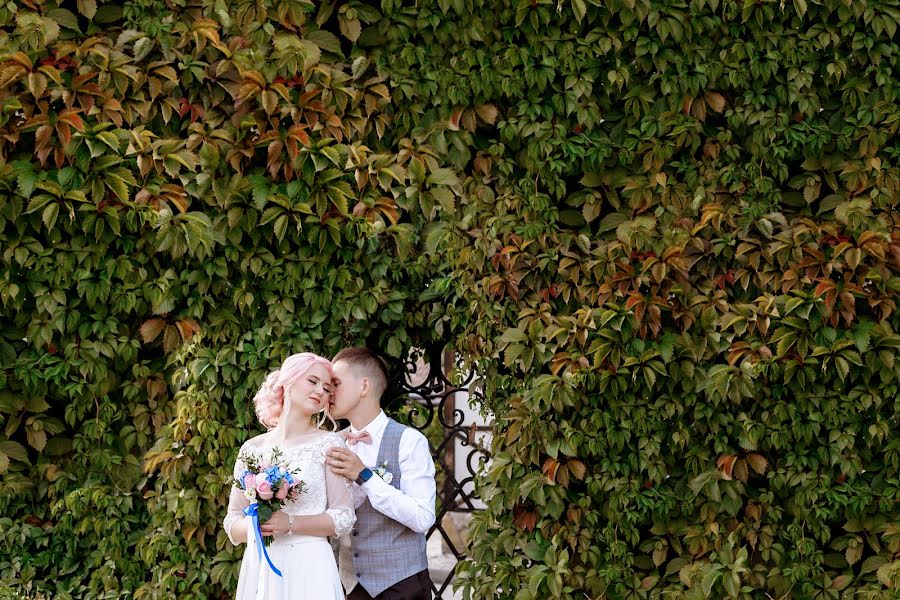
[235,525,344,600]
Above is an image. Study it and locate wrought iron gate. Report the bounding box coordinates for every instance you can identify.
[385,343,490,599]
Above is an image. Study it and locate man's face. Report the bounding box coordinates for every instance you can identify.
[329,360,361,419]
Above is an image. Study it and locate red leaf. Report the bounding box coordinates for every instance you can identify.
[513,506,538,532]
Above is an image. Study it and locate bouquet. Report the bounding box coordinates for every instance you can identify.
[234,446,304,576]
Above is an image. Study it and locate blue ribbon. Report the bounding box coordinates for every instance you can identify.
[243,504,283,577]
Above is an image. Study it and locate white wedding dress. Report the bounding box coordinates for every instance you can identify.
[223,431,355,600]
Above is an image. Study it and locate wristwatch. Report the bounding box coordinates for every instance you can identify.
[356,467,373,485]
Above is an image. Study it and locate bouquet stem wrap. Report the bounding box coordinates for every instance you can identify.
[243,504,282,577]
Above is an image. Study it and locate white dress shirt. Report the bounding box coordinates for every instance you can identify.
[347,410,436,533]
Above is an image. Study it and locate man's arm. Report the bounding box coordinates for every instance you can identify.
[326,430,436,533]
[361,429,436,533]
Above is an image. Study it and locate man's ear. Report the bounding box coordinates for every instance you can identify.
[360,377,370,397]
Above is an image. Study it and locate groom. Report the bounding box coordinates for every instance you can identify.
[325,347,436,600]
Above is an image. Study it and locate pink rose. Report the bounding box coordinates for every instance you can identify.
[275,485,289,500]
[243,474,256,489]
[256,480,274,500]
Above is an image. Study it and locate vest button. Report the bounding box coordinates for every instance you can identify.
[352,531,358,536]
[353,553,359,558]
[355,572,361,578]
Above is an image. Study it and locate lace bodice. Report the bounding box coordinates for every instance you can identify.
[223,431,356,545]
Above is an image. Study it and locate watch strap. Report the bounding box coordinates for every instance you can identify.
[356,467,373,485]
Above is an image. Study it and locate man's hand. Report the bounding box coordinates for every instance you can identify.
[326,447,366,481]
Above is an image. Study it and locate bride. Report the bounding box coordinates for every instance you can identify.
[223,352,355,600]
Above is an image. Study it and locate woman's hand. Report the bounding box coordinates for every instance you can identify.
[259,510,290,537]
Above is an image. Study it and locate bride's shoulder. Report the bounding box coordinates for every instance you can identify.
[240,433,272,452]
[317,430,346,447]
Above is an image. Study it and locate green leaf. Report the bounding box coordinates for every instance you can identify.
[26,428,47,453]
[0,441,28,463]
[597,212,628,233]
[16,165,38,198]
[351,56,370,79]
[273,214,289,241]
[259,207,282,226]
[46,8,82,31]
[306,30,344,56]
[25,397,50,412]
[559,209,586,227]
[571,0,587,22]
[77,0,97,19]
[257,504,274,522]
[0,340,14,365]
[426,168,458,186]
[431,187,455,213]
[700,566,722,597]
[860,556,888,574]
[42,203,59,231]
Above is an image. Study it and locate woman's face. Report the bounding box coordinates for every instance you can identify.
[285,363,333,417]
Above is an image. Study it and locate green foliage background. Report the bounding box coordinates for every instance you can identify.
[0,0,456,597]
[2,0,900,599]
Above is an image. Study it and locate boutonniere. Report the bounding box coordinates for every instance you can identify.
[372,460,393,484]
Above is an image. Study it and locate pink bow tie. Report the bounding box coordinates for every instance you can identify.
[343,431,372,445]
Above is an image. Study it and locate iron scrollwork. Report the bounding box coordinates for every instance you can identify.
[385,343,490,599]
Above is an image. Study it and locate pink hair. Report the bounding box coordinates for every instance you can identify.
[253,352,333,429]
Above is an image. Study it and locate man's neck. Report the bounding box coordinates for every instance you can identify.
[350,405,383,431]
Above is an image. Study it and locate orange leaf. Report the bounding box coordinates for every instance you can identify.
[447,109,463,131]
[175,318,199,341]
[747,453,768,475]
[139,319,166,343]
[568,459,587,481]
[59,110,84,131]
[814,280,834,297]
[475,104,499,125]
[56,122,72,146]
[290,126,310,147]
[542,458,560,484]
[716,454,737,480]
[625,294,643,310]
[705,91,726,113]
[162,325,181,353]
[549,354,570,376]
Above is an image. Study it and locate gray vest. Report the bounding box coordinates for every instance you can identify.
[351,418,429,596]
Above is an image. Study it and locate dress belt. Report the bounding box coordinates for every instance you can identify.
[268,533,328,546]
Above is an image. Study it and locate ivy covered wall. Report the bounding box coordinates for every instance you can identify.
[0,0,457,597]
[1,0,899,599]
[368,1,900,598]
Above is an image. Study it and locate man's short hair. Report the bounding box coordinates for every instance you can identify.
[333,347,389,400]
